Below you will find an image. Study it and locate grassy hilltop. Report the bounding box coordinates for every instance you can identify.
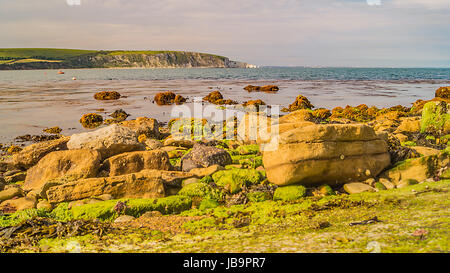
[0,48,245,69]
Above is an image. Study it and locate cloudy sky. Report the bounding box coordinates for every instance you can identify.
[1,0,449,67]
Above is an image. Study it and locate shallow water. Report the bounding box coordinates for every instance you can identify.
[0,67,449,143]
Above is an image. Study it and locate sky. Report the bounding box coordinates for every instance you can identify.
[0,0,449,67]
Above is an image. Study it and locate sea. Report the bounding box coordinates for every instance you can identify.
[0,67,449,143]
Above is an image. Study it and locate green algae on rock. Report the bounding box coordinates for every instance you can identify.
[273,185,306,201]
[212,168,264,194]
[420,101,450,134]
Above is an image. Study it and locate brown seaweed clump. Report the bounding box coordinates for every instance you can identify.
[312,108,331,120]
[203,91,237,105]
[330,104,379,122]
[154,92,186,105]
[244,85,279,92]
[94,91,121,100]
[6,145,22,155]
[43,126,62,135]
[79,113,103,129]
[282,94,314,112]
[242,100,266,110]
[435,86,450,99]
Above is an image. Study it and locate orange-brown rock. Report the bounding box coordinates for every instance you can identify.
[263,124,391,186]
[103,150,172,176]
[23,150,102,191]
[120,117,160,139]
[45,170,193,203]
[12,137,70,169]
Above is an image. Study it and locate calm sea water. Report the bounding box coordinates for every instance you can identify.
[0,67,449,143]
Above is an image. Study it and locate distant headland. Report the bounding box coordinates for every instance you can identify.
[0,48,255,70]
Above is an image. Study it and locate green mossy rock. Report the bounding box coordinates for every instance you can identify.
[374,182,387,191]
[273,185,306,201]
[420,101,450,134]
[235,145,260,155]
[212,169,263,194]
[238,156,263,168]
[178,183,213,198]
[199,199,220,210]
[316,185,335,196]
[71,196,192,220]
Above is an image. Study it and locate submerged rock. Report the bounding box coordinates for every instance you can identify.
[67,124,144,159]
[263,124,391,186]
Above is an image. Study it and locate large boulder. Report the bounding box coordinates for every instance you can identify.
[263,124,391,186]
[103,150,172,176]
[120,117,160,139]
[11,137,70,169]
[23,150,102,191]
[181,143,232,172]
[67,124,144,159]
[46,170,193,203]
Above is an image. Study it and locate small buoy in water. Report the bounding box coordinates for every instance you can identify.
[72,77,77,80]
[58,70,65,74]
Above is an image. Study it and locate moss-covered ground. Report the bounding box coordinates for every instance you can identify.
[2,180,448,253]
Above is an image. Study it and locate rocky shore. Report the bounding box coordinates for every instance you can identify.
[0,86,448,252]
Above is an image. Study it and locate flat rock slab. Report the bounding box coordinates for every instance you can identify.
[12,136,70,169]
[120,117,160,139]
[46,169,194,204]
[103,150,172,176]
[67,124,144,159]
[343,182,375,194]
